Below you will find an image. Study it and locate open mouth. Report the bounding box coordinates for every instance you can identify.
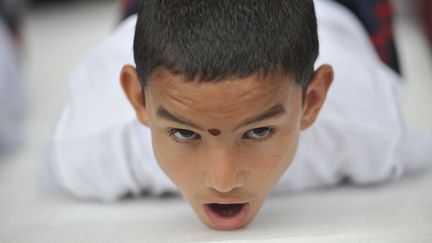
[203,203,250,230]
[208,203,245,217]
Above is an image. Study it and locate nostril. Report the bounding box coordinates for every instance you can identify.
[204,170,246,193]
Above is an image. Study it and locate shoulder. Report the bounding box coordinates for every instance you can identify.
[54,16,138,141]
[314,0,404,134]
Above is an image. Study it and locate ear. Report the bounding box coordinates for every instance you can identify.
[120,65,150,127]
[300,64,334,130]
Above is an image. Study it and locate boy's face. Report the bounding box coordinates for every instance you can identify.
[121,65,333,230]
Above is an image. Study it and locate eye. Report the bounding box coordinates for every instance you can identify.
[169,128,200,142]
[244,127,274,141]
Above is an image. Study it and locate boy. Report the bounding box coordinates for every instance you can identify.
[41,0,432,230]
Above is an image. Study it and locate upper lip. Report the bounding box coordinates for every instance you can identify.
[203,198,249,204]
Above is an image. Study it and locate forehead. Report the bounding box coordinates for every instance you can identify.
[148,68,294,94]
[144,68,299,121]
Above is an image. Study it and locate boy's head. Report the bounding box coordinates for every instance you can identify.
[121,0,333,230]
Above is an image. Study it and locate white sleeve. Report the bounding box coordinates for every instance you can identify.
[275,0,432,193]
[39,16,176,201]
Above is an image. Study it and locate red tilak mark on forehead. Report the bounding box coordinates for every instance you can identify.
[208,129,221,136]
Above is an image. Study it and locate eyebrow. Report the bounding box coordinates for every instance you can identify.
[233,104,285,130]
[156,106,205,130]
[156,104,286,131]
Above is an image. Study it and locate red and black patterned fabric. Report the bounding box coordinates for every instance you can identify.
[333,0,401,74]
[121,0,141,20]
[419,0,432,46]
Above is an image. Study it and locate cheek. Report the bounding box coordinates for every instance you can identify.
[247,128,300,189]
[150,131,200,191]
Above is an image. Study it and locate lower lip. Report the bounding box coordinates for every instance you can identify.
[203,203,250,230]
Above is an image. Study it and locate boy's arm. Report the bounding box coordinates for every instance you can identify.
[41,116,145,201]
[38,17,176,201]
[41,115,176,201]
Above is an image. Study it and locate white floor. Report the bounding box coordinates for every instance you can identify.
[0,1,431,242]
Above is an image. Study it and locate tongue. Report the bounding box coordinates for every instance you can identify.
[210,203,244,217]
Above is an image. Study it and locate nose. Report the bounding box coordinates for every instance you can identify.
[204,146,246,193]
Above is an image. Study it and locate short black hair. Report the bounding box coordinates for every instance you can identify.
[133,0,318,90]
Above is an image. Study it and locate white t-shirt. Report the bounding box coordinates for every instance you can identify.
[40,0,432,201]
